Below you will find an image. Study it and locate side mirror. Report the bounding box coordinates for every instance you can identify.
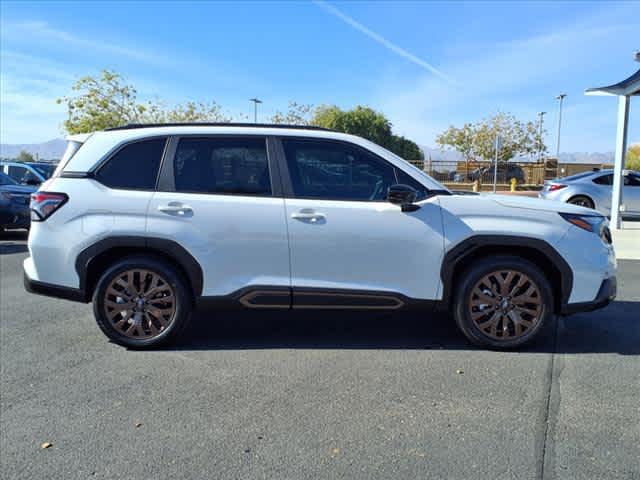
[25,178,41,186]
[387,184,420,212]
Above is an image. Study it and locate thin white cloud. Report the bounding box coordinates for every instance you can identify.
[374,9,640,153]
[313,0,452,82]
[1,20,167,65]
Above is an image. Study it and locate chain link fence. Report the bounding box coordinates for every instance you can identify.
[404,158,613,191]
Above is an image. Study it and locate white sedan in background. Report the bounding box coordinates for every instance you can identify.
[539,169,640,218]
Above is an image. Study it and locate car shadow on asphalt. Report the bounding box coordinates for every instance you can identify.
[169,300,639,355]
[0,230,29,254]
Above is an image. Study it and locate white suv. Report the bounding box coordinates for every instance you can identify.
[24,124,616,349]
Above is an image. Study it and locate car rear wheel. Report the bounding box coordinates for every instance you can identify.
[568,195,594,209]
[92,256,193,348]
[453,256,553,349]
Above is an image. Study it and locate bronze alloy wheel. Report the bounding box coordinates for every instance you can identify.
[468,269,543,341]
[103,269,176,339]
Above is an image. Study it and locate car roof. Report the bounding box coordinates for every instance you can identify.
[62,123,448,192]
[105,122,334,132]
[0,161,38,167]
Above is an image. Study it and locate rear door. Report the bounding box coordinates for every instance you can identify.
[147,136,290,299]
[278,137,445,305]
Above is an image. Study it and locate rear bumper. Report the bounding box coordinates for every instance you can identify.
[561,276,616,315]
[23,271,88,303]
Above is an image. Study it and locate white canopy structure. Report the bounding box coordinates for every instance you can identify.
[585,53,640,230]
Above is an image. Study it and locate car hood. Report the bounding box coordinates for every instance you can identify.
[488,194,598,215]
[0,184,37,194]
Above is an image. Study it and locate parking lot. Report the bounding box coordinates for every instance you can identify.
[1,230,638,480]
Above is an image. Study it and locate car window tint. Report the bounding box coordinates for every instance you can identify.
[283,140,395,201]
[7,165,28,182]
[624,174,640,186]
[96,138,166,190]
[0,172,17,185]
[592,174,613,185]
[395,168,429,201]
[173,137,271,196]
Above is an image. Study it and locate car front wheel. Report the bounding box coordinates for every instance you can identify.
[453,256,553,349]
[92,256,193,348]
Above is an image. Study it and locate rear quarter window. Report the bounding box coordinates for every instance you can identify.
[592,174,613,185]
[96,137,167,190]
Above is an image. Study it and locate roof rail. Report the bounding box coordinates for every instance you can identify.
[104,122,334,132]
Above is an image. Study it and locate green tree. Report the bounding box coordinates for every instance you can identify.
[271,102,313,125]
[58,70,231,133]
[16,150,35,162]
[311,105,424,162]
[436,112,546,166]
[626,144,640,170]
[313,105,393,148]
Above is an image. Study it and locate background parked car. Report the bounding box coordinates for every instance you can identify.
[0,161,55,186]
[0,172,36,231]
[449,163,525,184]
[539,169,640,218]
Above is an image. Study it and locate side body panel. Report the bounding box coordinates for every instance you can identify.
[25,178,154,288]
[438,194,615,304]
[283,197,445,300]
[146,192,290,296]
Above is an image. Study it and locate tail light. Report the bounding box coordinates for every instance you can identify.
[30,192,68,221]
[548,184,567,192]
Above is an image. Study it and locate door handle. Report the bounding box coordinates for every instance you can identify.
[291,209,325,223]
[158,203,193,216]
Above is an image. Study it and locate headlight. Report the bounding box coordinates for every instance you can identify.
[559,212,611,244]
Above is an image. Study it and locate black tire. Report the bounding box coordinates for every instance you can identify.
[453,255,554,349]
[568,195,595,209]
[92,255,193,348]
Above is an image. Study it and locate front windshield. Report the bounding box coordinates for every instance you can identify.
[0,172,18,186]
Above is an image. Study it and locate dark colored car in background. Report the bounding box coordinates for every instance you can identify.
[0,161,56,186]
[0,172,37,231]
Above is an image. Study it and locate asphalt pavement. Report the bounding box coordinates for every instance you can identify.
[1,230,638,480]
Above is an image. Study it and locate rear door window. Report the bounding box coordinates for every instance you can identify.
[625,173,640,186]
[7,165,31,183]
[172,137,271,196]
[592,174,613,185]
[96,137,166,190]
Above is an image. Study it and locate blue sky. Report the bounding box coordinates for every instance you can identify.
[1,0,638,153]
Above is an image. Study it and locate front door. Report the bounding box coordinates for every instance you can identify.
[279,138,445,305]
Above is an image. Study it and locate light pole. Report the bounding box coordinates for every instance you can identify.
[555,94,567,159]
[493,135,502,193]
[537,111,546,162]
[249,98,262,123]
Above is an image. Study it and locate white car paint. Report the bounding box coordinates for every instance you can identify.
[25,125,615,311]
[284,196,445,299]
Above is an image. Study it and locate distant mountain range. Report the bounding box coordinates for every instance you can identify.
[0,137,616,164]
[0,138,67,161]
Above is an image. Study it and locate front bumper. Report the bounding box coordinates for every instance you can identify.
[561,276,616,315]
